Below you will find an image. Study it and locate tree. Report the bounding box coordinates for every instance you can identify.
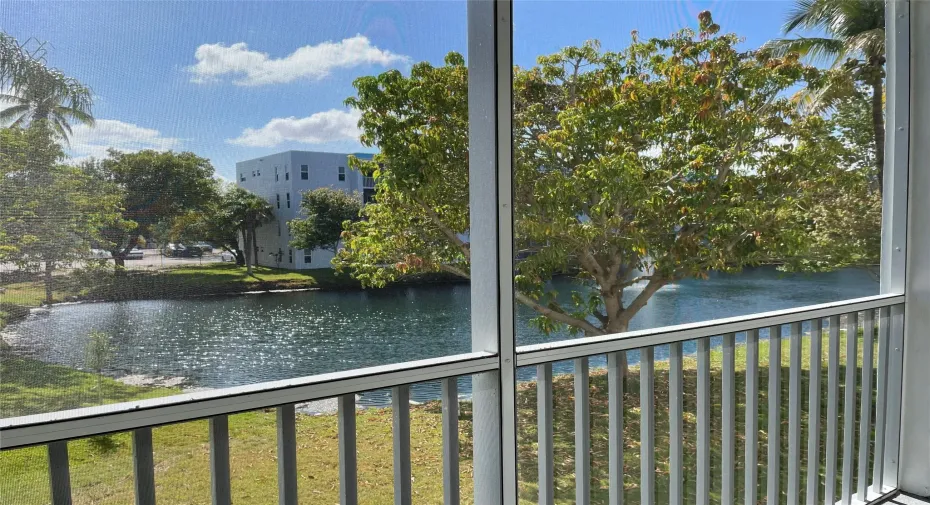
[763,0,885,191]
[225,187,274,275]
[0,32,94,141]
[779,93,881,274]
[337,12,835,337]
[289,188,363,254]
[90,150,217,271]
[0,124,121,302]
[169,182,249,266]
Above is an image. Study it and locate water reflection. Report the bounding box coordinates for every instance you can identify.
[3,266,876,407]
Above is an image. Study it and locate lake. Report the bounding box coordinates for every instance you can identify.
[3,266,877,407]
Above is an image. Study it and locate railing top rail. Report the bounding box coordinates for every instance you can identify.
[515,293,904,367]
[0,351,497,450]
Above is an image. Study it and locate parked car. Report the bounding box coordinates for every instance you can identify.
[162,243,202,258]
[126,248,144,260]
[191,242,213,253]
[178,246,203,258]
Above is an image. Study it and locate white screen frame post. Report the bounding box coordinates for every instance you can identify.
[896,0,930,495]
[467,1,518,504]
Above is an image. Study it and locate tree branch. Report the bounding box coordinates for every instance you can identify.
[618,277,668,325]
[515,291,605,336]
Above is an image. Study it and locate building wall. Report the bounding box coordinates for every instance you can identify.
[235,150,373,270]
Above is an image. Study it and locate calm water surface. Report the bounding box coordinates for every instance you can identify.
[4,267,876,406]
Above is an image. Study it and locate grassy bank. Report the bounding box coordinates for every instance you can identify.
[0,330,876,505]
[0,263,463,330]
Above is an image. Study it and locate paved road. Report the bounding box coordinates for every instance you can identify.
[0,249,234,276]
[124,249,232,270]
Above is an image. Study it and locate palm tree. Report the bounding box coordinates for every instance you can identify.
[228,187,275,275]
[764,0,885,191]
[0,32,94,142]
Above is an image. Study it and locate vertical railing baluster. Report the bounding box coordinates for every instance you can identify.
[722,334,736,505]
[826,315,841,505]
[209,415,232,505]
[538,363,554,505]
[339,395,358,505]
[608,352,626,505]
[788,322,802,505]
[857,311,875,502]
[697,338,710,505]
[746,329,759,505]
[47,441,72,505]
[841,313,859,505]
[442,378,460,505]
[669,344,683,505]
[641,347,655,505]
[871,307,891,494]
[768,325,782,505]
[806,319,824,505]
[393,385,412,505]
[277,405,298,505]
[133,427,156,505]
[575,357,591,505]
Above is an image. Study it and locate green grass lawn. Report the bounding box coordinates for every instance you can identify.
[0,328,879,505]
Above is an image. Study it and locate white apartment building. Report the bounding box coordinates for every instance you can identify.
[235,150,375,270]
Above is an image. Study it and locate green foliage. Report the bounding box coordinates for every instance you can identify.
[86,149,218,267]
[220,186,274,274]
[289,187,363,253]
[337,13,843,336]
[0,31,94,141]
[764,0,886,192]
[0,123,123,302]
[84,331,113,374]
[169,181,248,265]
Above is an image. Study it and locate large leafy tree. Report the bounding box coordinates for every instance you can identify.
[0,124,121,302]
[224,187,275,275]
[0,32,94,141]
[89,150,217,270]
[169,182,256,267]
[764,0,885,191]
[337,13,834,336]
[780,92,881,273]
[289,188,363,254]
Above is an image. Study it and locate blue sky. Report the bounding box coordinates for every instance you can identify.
[3,1,809,180]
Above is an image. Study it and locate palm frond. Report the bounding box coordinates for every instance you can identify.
[762,37,845,65]
[844,28,885,59]
[0,103,30,124]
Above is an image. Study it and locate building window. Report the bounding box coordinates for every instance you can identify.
[288,249,293,263]
[239,173,245,182]
[275,166,278,181]
[252,170,255,177]
[301,164,309,180]
[338,166,346,181]
[276,194,280,209]
[303,250,312,264]
[257,169,260,176]
[363,188,376,204]
[286,193,290,208]
[285,172,289,181]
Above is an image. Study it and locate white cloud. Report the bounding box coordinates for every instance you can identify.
[228,109,361,148]
[68,119,180,162]
[189,35,408,86]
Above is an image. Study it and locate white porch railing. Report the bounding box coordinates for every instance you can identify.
[0,293,905,505]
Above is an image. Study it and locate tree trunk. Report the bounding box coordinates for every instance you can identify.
[43,260,54,304]
[871,78,886,194]
[244,227,254,275]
